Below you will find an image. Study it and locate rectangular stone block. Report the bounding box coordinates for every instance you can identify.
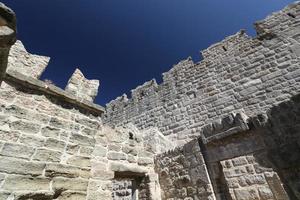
[138,157,153,166]
[45,163,90,178]
[79,146,93,156]
[232,156,248,166]
[66,143,80,154]
[52,177,88,191]
[0,129,20,142]
[234,188,259,200]
[107,151,126,161]
[0,156,45,176]
[75,115,100,129]
[92,145,107,157]
[67,156,91,168]
[41,126,60,138]
[44,138,66,151]
[70,133,95,146]
[55,191,86,200]
[49,117,70,129]
[13,191,54,200]
[33,148,62,162]
[19,134,45,147]
[2,175,50,191]
[10,120,41,134]
[1,142,35,160]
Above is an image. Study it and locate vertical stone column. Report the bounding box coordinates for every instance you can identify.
[0,3,16,84]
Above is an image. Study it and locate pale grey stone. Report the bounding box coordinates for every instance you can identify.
[92,145,107,157]
[33,148,62,162]
[3,175,50,191]
[52,177,88,191]
[0,156,45,176]
[44,138,66,151]
[10,120,41,134]
[107,151,126,160]
[70,133,95,146]
[45,163,90,178]
[66,68,99,102]
[67,156,91,168]
[1,142,34,159]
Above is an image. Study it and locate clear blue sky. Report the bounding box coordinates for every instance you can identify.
[2,0,294,105]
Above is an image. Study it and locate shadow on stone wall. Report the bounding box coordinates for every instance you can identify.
[155,93,300,200]
[261,93,300,199]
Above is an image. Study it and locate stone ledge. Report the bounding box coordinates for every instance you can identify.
[200,111,270,145]
[4,70,105,115]
[201,112,250,144]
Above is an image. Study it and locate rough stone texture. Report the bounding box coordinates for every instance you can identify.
[7,40,50,78]
[1,2,300,200]
[155,140,215,200]
[66,68,100,102]
[112,179,135,199]
[221,155,289,200]
[0,2,16,84]
[105,1,300,146]
[0,65,167,199]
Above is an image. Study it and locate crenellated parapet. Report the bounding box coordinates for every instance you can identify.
[1,2,300,200]
[201,30,251,61]
[255,1,300,39]
[162,57,194,83]
[65,68,100,103]
[7,40,50,78]
[2,40,104,115]
[131,79,159,102]
[105,2,300,145]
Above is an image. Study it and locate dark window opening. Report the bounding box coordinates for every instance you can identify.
[287,13,296,18]
[129,132,134,140]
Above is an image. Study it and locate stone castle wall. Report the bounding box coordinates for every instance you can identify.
[154,93,300,200]
[1,1,300,200]
[105,2,300,145]
[0,38,171,199]
[154,139,215,200]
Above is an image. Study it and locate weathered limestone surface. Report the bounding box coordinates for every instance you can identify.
[0,40,171,200]
[221,155,289,200]
[105,2,300,145]
[7,40,50,78]
[155,140,215,200]
[0,77,168,199]
[66,68,100,102]
[1,1,300,200]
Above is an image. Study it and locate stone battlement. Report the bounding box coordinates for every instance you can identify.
[1,1,300,200]
[105,1,300,145]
